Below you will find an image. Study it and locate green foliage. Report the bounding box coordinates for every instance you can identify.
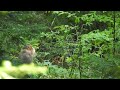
[0,11,119,79]
[103,66,120,79]
[0,61,48,79]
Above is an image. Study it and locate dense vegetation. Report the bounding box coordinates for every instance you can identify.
[0,11,120,79]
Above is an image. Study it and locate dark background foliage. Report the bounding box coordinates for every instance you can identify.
[0,11,120,79]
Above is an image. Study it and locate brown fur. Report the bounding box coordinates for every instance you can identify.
[19,45,36,64]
